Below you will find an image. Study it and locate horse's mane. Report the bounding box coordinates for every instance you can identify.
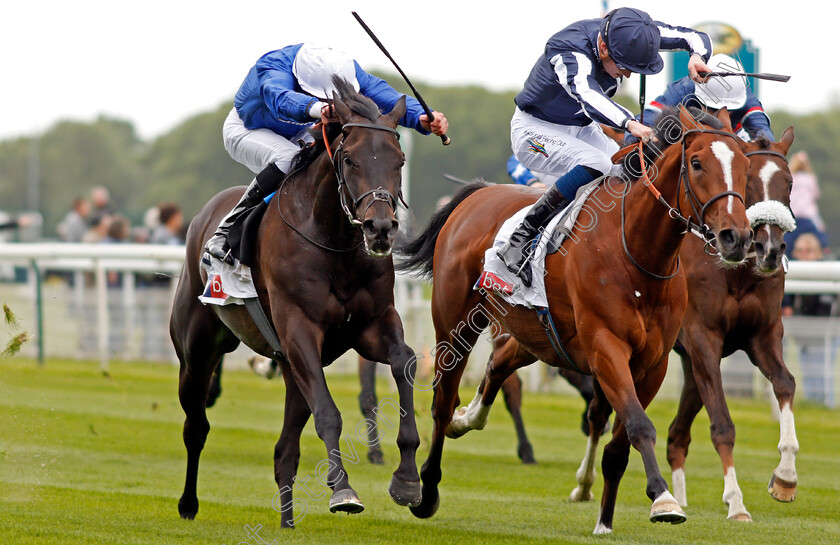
[624,106,725,178]
[294,76,383,171]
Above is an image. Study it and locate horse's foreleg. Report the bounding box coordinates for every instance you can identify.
[273,361,312,529]
[357,308,422,508]
[746,325,798,503]
[358,356,384,465]
[569,380,612,502]
[683,328,751,520]
[282,319,362,515]
[592,351,680,534]
[666,348,705,508]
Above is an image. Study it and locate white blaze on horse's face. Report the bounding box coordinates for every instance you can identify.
[759,160,781,201]
[711,140,736,213]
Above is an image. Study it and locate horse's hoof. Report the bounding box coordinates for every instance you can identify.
[329,489,364,514]
[178,497,198,520]
[518,443,537,465]
[768,474,797,502]
[569,486,594,502]
[650,495,686,524]
[389,475,422,507]
[367,448,384,465]
[409,488,440,519]
[728,512,753,522]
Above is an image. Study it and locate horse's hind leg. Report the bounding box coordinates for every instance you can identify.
[358,356,384,465]
[501,373,536,464]
[173,311,233,520]
[666,350,706,509]
[206,357,223,408]
[556,366,600,436]
[272,360,314,528]
[447,333,536,441]
[746,324,798,503]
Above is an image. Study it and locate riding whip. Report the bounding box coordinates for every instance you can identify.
[351,11,451,146]
[699,71,791,83]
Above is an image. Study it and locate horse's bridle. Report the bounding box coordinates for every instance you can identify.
[323,122,408,227]
[623,127,746,279]
[743,148,795,231]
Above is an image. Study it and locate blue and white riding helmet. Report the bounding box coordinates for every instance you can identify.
[293,43,360,99]
[600,7,664,75]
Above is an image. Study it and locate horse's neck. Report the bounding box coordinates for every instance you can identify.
[623,152,686,271]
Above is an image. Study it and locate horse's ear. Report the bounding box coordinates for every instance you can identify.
[331,91,353,123]
[384,96,406,127]
[715,107,734,132]
[777,126,795,156]
[677,105,699,132]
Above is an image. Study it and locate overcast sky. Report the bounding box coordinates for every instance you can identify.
[2,1,830,141]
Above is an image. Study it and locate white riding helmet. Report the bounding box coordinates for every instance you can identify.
[693,54,748,110]
[292,43,360,98]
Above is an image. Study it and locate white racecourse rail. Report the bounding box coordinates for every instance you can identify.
[0,242,837,405]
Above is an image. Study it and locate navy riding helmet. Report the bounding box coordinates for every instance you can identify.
[600,7,664,75]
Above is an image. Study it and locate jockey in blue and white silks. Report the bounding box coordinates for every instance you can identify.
[205,43,449,264]
[634,54,774,143]
[499,7,712,287]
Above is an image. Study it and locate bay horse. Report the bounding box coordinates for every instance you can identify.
[666,127,798,521]
[397,106,753,534]
[170,77,422,527]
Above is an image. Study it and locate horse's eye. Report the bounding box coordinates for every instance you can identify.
[343,156,353,167]
[691,158,702,170]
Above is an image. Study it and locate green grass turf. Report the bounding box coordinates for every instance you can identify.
[1,357,839,544]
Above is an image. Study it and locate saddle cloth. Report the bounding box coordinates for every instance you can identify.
[198,253,257,306]
[477,178,603,309]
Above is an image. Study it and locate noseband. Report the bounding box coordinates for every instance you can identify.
[743,149,796,232]
[323,122,407,226]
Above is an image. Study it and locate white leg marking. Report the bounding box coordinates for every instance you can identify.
[593,508,612,535]
[711,141,736,213]
[448,387,490,436]
[775,402,799,482]
[722,466,750,520]
[570,434,599,501]
[672,468,687,507]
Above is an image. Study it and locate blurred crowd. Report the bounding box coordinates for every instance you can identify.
[55,186,186,246]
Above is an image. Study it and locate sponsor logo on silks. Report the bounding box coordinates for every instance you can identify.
[202,274,229,301]
[527,138,549,158]
[475,270,515,295]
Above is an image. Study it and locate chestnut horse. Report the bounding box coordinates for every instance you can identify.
[397,106,752,534]
[667,128,798,521]
[170,78,422,527]
[455,130,801,519]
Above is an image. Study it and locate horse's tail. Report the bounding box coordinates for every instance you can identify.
[396,180,490,279]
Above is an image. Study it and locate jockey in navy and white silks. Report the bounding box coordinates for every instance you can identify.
[498,7,712,287]
[634,54,774,143]
[206,43,448,264]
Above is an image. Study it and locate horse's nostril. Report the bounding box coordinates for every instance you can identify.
[754,241,765,256]
[718,229,736,249]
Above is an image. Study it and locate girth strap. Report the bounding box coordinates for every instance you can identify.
[535,307,583,374]
[244,297,286,362]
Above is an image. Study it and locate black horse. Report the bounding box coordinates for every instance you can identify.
[170,77,422,527]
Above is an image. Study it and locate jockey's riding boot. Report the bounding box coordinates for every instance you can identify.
[497,184,568,288]
[204,164,285,265]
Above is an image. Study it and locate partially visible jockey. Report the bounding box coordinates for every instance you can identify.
[499,7,712,287]
[628,53,774,144]
[206,42,449,264]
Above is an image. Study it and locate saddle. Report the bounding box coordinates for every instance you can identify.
[227,199,268,268]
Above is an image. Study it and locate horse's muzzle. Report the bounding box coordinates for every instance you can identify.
[716,227,754,264]
[362,217,399,257]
